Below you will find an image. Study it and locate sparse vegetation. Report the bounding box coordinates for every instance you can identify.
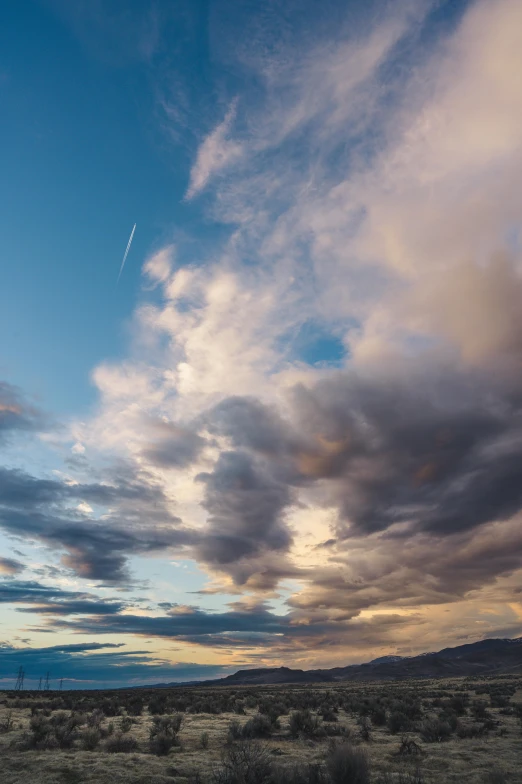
[0,673,520,783]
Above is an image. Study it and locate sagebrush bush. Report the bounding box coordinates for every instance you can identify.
[0,711,14,733]
[419,717,453,743]
[369,707,387,726]
[80,727,101,750]
[213,740,273,784]
[326,743,370,784]
[357,717,372,742]
[228,719,243,743]
[149,713,183,755]
[105,733,139,753]
[86,709,104,728]
[150,731,177,755]
[242,713,275,739]
[289,710,322,738]
[387,711,412,734]
[119,715,133,733]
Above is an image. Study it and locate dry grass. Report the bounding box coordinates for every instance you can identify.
[0,675,520,784]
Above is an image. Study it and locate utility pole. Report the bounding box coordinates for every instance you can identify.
[15,666,25,691]
[38,676,42,691]
[44,672,50,691]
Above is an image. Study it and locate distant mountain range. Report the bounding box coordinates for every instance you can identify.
[145,637,522,688]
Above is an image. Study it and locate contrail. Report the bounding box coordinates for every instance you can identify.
[117,223,136,283]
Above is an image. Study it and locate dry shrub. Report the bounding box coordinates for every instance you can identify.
[0,711,14,733]
[326,743,370,784]
[149,713,183,755]
[213,740,273,784]
[105,732,139,753]
[289,710,322,738]
[80,727,101,750]
[418,717,452,743]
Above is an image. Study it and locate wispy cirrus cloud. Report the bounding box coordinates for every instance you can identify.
[185,101,243,199]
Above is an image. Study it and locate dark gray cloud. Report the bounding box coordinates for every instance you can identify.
[195,450,293,582]
[0,508,195,582]
[207,364,522,542]
[0,579,126,615]
[0,465,197,582]
[46,604,420,661]
[0,382,43,440]
[288,368,522,538]
[0,556,24,576]
[0,640,230,688]
[47,604,321,643]
[142,418,207,468]
[0,464,179,514]
[182,361,522,610]
[208,396,295,457]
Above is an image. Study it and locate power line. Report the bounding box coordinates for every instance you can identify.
[14,666,25,691]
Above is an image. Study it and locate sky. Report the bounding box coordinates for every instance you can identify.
[1,0,522,688]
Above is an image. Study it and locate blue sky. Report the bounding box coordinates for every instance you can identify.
[1,0,522,688]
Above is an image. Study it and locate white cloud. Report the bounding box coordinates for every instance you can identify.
[143,246,175,286]
[185,101,243,199]
[66,0,522,653]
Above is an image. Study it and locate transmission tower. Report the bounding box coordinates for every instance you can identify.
[59,678,63,691]
[44,672,50,691]
[38,676,42,691]
[14,666,25,691]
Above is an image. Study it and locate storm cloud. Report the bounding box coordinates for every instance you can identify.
[195,450,293,583]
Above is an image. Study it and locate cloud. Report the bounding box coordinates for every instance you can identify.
[186,101,243,199]
[0,466,196,582]
[5,0,522,666]
[195,450,293,584]
[0,579,126,615]
[0,557,24,576]
[142,418,208,468]
[0,382,43,441]
[143,246,175,287]
[0,640,229,688]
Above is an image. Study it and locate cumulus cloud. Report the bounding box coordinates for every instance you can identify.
[67,0,521,651]
[195,450,293,583]
[3,0,522,667]
[142,418,208,468]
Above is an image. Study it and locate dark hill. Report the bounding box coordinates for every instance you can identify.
[144,636,522,689]
[200,636,522,686]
